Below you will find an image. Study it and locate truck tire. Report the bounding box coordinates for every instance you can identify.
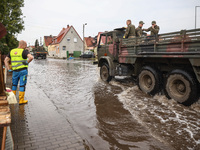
[165,69,197,105]
[138,66,162,95]
[100,63,112,82]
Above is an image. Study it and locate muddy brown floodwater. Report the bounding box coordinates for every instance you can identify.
[28,58,200,150]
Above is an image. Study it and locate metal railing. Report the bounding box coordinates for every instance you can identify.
[120,28,200,55]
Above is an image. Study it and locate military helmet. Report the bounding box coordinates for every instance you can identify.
[139,21,145,24]
[152,21,156,24]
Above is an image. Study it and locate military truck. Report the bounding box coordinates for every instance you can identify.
[32,46,47,59]
[97,27,200,105]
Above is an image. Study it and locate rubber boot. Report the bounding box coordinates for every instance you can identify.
[19,91,28,105]
[12,90,16,95]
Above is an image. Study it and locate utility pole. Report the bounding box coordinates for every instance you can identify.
[195,6,200,29]
[83,23,87,52]
[40,37,42,46]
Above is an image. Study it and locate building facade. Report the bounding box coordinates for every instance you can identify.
[44,35,56,51]
[48,25,83,58]
[84,36,96,51]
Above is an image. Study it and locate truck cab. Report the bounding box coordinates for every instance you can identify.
[97,28,125,62]
[97,28,128,81]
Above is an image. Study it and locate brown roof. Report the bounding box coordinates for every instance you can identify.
[51,25,83,45]
[44,35,56,46]
[84,36,96,47]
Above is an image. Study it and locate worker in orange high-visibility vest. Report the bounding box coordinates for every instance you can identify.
[4,40,33,104]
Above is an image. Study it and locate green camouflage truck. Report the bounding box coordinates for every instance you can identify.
[97,27,200,105]
[32,46,47,59]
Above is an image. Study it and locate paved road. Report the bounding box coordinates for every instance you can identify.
[9,81,86,149]
[8,58,200,149]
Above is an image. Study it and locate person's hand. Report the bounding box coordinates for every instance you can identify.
[8,69,13,73]
[22,60,28,65]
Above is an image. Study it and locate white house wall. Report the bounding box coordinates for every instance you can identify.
[58,27,83,58]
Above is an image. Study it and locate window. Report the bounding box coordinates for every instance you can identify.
[63,46,66,50]
[74,38,77,43]
[107,35,113,44]
[99,35,106,45]
[71,31,73,33]
[67,37,70,41]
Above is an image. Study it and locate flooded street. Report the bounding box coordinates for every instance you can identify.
[27,58,200,150]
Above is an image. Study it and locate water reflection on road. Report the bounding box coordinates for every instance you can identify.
[28,59,200,150]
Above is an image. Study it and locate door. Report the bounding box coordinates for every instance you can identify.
[105,34,115,60]
[97,34,107,61]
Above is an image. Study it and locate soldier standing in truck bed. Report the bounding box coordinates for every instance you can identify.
[124,20,136,38]
[136,21,145,37]
[143,21,160,36]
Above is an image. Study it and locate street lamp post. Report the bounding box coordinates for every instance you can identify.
[83,23,87,52]
[195,6,200,29]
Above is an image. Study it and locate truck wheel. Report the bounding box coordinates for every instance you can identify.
[138,66,161,95]
[165,69,197,105]
[100,63,112,82]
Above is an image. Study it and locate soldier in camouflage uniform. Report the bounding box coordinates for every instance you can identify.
[136,21,145,37]
[143,21,160,36]
[124,20,136,38]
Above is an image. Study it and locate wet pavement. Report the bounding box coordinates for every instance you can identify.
[6,58,200,149]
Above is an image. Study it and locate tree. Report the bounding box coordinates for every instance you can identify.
[0,0,25,55]
[35,39,39,48]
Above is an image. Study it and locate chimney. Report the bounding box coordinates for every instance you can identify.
[67,25,70,28]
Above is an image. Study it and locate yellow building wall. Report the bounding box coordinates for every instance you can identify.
[48,44,59,57]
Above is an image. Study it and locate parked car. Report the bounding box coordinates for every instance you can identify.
[80,51,95,58]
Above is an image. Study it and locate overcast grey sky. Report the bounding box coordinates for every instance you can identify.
[17,0,200,45]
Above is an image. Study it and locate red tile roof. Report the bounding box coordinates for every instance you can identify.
[84,36,95,47]
[51,25,83,45]
[44,36,56,46]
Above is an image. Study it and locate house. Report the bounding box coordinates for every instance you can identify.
[84,36,96,51]
[43,35,56,51]
[48,25,83,58]
[48,44,59,57]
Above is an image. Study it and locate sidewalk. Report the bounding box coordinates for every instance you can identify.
[7,74,86,150]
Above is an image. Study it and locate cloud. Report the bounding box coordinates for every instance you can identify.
[17,0,200,45]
